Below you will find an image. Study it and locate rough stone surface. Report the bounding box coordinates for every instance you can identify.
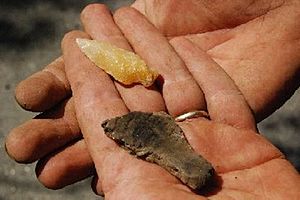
[102,112,214,190]
[77,39,158,87]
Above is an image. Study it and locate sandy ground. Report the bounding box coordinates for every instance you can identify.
[0,0,299,199]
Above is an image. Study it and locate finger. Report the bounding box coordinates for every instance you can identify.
[171,37,256,130]
[62,31,188,198]
[62,30,128,161]
[81,4,165,112]
[36,140,94,189]
[114,7,205,116]
[15,57,71,112]
[5,99,80,163]
[81,4,130,50]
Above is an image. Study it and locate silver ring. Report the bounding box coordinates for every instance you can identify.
[175,110,209,122]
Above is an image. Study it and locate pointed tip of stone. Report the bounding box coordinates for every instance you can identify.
[76,38,90,48]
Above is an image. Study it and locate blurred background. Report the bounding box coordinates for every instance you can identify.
[0,0,299,199]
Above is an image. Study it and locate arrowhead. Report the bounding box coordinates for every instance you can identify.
[76,38,158,87]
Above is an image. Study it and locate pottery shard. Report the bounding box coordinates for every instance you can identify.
[101,111,214,190]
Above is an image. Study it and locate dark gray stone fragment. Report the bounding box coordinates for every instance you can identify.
[101,111,214,190]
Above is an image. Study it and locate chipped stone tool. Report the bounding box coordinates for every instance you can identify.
[101,111,214,190]
[77,38,158,87]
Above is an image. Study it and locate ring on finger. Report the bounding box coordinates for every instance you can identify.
[175,110,210,122]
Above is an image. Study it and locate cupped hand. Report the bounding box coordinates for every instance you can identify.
[6,0,300,193]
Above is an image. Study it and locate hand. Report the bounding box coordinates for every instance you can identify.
[3,3,242,188]
[6,3,208,189]
[6,7,157,190]
[60,28,299,199]
[6,4,166,188]
[6,0,300,192]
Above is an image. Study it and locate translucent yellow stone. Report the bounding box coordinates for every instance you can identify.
[76,38,158,87]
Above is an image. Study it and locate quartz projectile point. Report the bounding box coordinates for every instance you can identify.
[76,38,158,87]
[101,111,214,190]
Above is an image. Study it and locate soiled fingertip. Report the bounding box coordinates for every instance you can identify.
[36,157,72,190]
[36,162,77,189]
[15,71,67,112]
[5,127,38,163]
